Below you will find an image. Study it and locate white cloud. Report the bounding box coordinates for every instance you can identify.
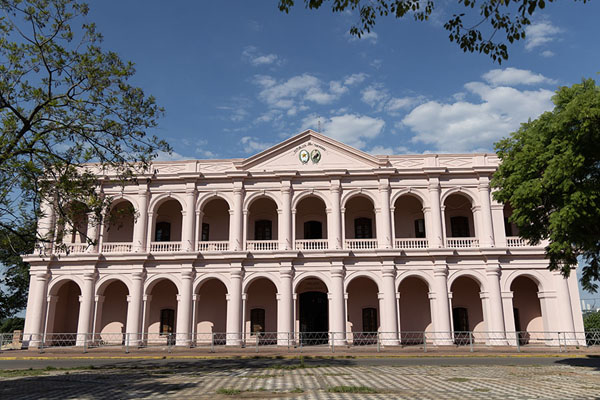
[343,73,368,86]
[540,50,555,58]
[348,31,378,44]
[154,150,189,161]
[483,67,556,86]
[367,145,411,155]
[240,136,273,154]
[525,20,562,51]
[361,84,421,115]
[302,113,385,149]
[402,73,555,152]
[242,46,282,67]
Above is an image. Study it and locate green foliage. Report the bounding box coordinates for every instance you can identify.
[0,317,25,332]
[278,0,588,63]
[492,79,600,292]
[583,311,600,332]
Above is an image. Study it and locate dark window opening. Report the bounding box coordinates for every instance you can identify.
[255,220,272,240]
[414,218,426,238]
[250,308,265,335]
[155,222,171,242]
[362,307,378,333]
[450,216,470,237]
[504,217,513,237]
[304,220,323,239]
[354,217,373,239]
[201,223,210,241]
[160,308,175,335]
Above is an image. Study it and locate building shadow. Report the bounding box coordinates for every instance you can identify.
[554,355,600,371]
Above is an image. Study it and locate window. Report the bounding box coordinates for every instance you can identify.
[160,308,175,335]
[155,222,171,242]
[414,218,426,238]
[250,308,265,335]
[362,308,378,332]
[450,216,470,237]
[201,223,210,241]
[304,220,322,239]
[255,220,272,240]
[504,217,513,237]
[354,218,373,239]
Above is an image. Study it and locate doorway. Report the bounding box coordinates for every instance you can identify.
[453,307,469,345]
[299,291,328,345]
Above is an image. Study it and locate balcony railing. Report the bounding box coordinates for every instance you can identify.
[446,237,479,248]
[101,242,133,253]
[54,243,89,254]
[506,236,530,247]
[295,239,329,250]
[150,242,182,252]
[344,239,378,250]
[197,241,229,251]
[246,240,279,251]
[394,238,429,249]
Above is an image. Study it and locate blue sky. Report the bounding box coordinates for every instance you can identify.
[87,1,600,160]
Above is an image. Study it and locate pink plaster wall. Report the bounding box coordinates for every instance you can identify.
[451,277,485,333]
[511,276,543,332]
[295,196,328,239]
[245,279,278,334]
[394,196,424,238]
[147,279,178,335]
[154,200,183,241]
[51,281,80,333]
[344,196,376,239]
[399,277,432,332]
[99,281,128,340]
[347,277,379,332]
[196,279,227,335]
[202,199,230,241]
[444,194,475,237]
[105,201,135,242]
[248,197,278,240]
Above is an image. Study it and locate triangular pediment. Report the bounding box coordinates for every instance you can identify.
[235,130,388,172]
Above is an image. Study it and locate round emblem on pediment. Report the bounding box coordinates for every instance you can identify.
[299,149,310,164]
[311,149,321,164]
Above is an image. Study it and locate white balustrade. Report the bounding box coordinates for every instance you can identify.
[246,240,279,251]
[54,243,89,254]
[394,238,429,249]
[344,239,378,250]
[446,237,479,248]
[197,241,229,251]
[506,236,529,247]
[295,239,329,250]
[101,242,133,253]
[150,242,182,252]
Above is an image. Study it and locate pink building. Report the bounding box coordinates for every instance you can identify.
[22,130,585,348]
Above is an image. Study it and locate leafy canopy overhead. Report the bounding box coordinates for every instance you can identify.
[492,79,600,292]
[278,0,587,63]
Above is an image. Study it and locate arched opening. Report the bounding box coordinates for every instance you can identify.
[195,279,227,344]
[344,195,377,249]
[444,193,476,247]
[511,276,543,344]
[347,277,380,345]
[398,277,432,344]
[296,278,328,345]
[247,197,278,250]
[104,201,135,251]
[295,196,328,249]
[245,278,278,345]
[55,201,90,253]
[46,280,81,345]
[393,195,426,248]
[146,279,178,344]
[504,203,521,244]
[153,199,183,243]
[199,198,230,251]
[450,276,485,344]
[96,280,129,344]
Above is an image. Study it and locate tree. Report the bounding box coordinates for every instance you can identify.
[492,79,600,292]
[0,0,170,318]
[278,0,587,63]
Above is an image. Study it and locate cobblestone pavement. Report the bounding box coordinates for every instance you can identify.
[1,358,599,399]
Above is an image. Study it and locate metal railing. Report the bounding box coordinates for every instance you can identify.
[394,238,429,249]
[446,237,479,248]
[8,330,596,354]
[149,241,182,252]
[197,240,229,251]
[295,239,329,250]
[101,242,133,253]
[344,239,378,250]
[246,240,279,251]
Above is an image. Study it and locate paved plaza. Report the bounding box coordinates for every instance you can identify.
[1,356,599,399]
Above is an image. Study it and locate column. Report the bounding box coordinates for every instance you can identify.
[485,262,507,344]
[133,188,149,252]
[554,272,576,343]
[183,187,196,252]
[280,182,292,250]
[478,177,495,247]
[176,270,194,345]
[86,212,99,253]
[25,272,49,347]
[432,263,453,344]
[381,266,399,344]
[191,294,199,344]
[428,179,444,248]
[141,295,151,343]
[329,180,342,249]
[76,272,96,346]
[226,267,243,345]
[145,212,154,252]
[378,179,392,249]
[501,291,517,345]
[194,211,202,251]
[36,199,55,253]
[92,295,105,342]
[230,185,244,251]
[125,272,144,345]
[491,203,507,247]
[330,265,346,345]
[277,268,294,345]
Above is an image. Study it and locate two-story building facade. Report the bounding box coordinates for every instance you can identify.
[22,130,585,347]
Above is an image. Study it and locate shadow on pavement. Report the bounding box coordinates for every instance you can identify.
[554,355,600,371]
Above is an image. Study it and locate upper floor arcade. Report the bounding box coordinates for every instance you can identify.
[34,130,535,257]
